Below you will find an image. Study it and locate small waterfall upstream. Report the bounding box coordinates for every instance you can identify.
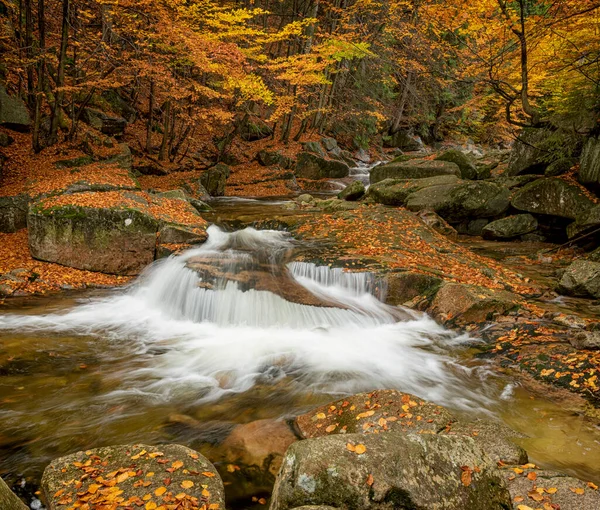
[0,226,495,410]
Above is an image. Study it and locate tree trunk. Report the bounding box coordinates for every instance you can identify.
[24,0,34,108]
[391,72,413,133]
[146,79,155,153]
[158,100,170,161]
[32,0,45,153]
[49,0,69,145]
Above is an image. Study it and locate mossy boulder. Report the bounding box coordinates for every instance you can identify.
[383,130,423,151]
[545,157,574,177]
[436,149,478,180]
[270,432,512,510]
[0,476,27,509]
[511,178,594,220]
[41,444,225,510]
[482,214,538,240]
[82,108,127,136]
[507,128,551,176]
[0,85,31,130]
[295,153,349,180]
[579,135,600,190]
[556,260,600,299]
[338,180,365,201]
[406,181,510,223]
[302,141,326,158]
[370,159,460,184]
[385,271,444,306]
[257,150,295,169]
[200,163,231,197]
[567,204,600,239]
[0,194,28,233]
[367,175,460,206]
[240,117,273,141]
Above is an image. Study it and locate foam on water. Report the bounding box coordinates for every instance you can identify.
[0,225,496,411]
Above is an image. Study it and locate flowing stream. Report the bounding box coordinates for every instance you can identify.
[0,222,599,507]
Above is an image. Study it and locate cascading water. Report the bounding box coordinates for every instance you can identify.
[0,225,495,410]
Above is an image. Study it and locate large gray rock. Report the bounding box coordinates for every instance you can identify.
[200,163,231,196]
[257,150,295,169]
[556,260,600,299]
[295,153,349,180]
[567,204,600,239]
[579,135,600,189]
[82,107,127,136]
[383,130,423,151]
[367,175,460,206]
[338,180,365,201]
[0,194,28,233]
[507,128,550,176]
[302,141,326,157]
[0,85,31,130]
[406,181,510,222]
[0,476,27,509]
[370,159,460,184]
[41,444,225,510]
[270,432,512,510]
[436,149,478,180]
[482,214,538,240]
[570,331,600,350]
[511,178,594,220]
[386,271,443,306]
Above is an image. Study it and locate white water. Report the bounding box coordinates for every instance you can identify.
[0,226,496,411]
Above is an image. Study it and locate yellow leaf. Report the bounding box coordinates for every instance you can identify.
[155,487,167,496]
[172,461,184,470]
[325,424,337,433]
[181,480,194,489]
[315,412,326,420]
[355,444,367,455]
[202,471,216,477]
[87,484,101,494]
[546,487,558,494]
[116,472,129,483]
[517,506,534,510]
[146,502,157,510]
[588,482,599,490]
[202,488,210,497]
[346,443,356,452]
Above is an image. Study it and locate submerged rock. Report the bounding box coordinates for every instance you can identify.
[511,178,594,220]
[482,214,538,240]
[370,159,460,184]
[41,444,225,510]
[338,180,365,201]
[270,432,512,510]
[557,260,600,299]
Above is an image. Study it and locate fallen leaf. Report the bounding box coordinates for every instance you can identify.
[355,444,367,455]
[181,480,194,489]
[155,487,167,496]
[461,466,472,487]
[366,474,374,486]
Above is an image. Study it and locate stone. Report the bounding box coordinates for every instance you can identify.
[545,157,574,176]
[219,419,297,477]
[134,161,169,176]
[370,159,460,184]
[504,469,600,510]
[406,181,510,223]
[511,178,594,220]
[0,476,27,509]
[0,194,28,233]
[189,199,212,212]
[257,150,294,169]
[321,137,338,152]
[159,224,207,245]
[240,117,273,141]
[495,174,540,190]
[54,155,95,169]
[567,204,600,239]
[474,162,494,180]
[0,85,31,130]
[295,390,454,440]
[295,153,349,180]
[41,444,225,510]
[556,260,600,299]
[296,194,315,204]
[367,175,460,206]
[302,141,326,158]
[156,189,188,201]
[337,180,365,201]
[270,432,512,510]
[385,272,443,306]
[507,128,551,176]
[81,108,127,136]
[570,331,600,350]
[579,135,600,189]
[416,209,458,238]
[200,163,231,196]
[429,283,520,324]
[0,132,14,146]
[104,143,133,170]
[383,130,424,151]
[436,149,478,180]
[482,214,538,240]
[587,247,600,262]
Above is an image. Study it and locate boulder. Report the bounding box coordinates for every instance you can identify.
[385,271,443,306]
[0,194,28,233]
[295,153,349,180]
[302,141,326,158]
[507,128,551,176]
[545,157,574,177]
[556,260,600,299]
[0,476,27,509]
[579,135,600,189]
[0,132,14,146]
[41,444,225,510]
[429,283,520,324]
[82,107,127,136]
[240,117,273,141]
[200,163,231,196]
[321,137,338,152]
[495,174,540,190]
[587,247,600,262]
[406,181,510,223]
[504,468,600,510]
[0,85,31,130]
[383,130,423,151]
[338,180,365,201]
[482,214,538,240]
[570,331,600,350]
[367,175,460,206]
[370,159,460,184]
[457,218,489,236]
[435,149,478,180]
[567,204,600,239]
[416,209,458,238]
[257,150,294,169]
[270,432,512,510]
[159,224,207,244]
[511,178,594,220]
